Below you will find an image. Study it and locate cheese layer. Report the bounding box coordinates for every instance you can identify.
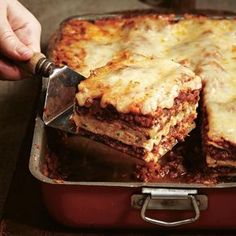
[76,55,201,115]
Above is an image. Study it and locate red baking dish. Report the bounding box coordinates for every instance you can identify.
[41,185,236,229]
[29,11,236,229]
[29,117,236,229]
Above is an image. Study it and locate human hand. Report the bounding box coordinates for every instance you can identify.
[0,0,41,80]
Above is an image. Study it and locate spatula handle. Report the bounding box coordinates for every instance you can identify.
[20,52,55,77]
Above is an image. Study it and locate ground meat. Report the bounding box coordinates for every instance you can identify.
[79,128,147,158]
[75,89,200,128]
[79,112,196,163]
[152,114,196,156]
[207,145,236,161]
[201,104,236,163]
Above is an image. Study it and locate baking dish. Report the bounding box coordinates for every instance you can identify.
[29,117,236,229]
[29,11,236,229]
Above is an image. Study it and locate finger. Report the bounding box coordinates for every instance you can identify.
[14,21,41,52]
[0,58,23,80]
[0,22,33,61]
[8,0,41,52]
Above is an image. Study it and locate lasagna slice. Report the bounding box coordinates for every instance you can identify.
[200,41,236,168]
[73,54,201,162]
[164,18,236,169]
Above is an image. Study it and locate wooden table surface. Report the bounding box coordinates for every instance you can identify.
[1,0,236,235]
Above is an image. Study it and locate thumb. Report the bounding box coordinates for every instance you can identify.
[0,20,33,61]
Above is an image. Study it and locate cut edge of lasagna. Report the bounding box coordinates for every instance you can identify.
[202,104,236,169]
[199,38,236,169]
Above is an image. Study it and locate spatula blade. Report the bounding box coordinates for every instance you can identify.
[43,66,85,133]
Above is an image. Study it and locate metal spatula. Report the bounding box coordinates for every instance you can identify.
[22,52,85,133]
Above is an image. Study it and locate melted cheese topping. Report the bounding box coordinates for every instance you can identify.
[76,55,201,115]
[53,15,236,145]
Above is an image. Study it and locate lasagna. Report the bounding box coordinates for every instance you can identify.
[51,14,236,167]
[73,54,201,162]
[200,35,236,168]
